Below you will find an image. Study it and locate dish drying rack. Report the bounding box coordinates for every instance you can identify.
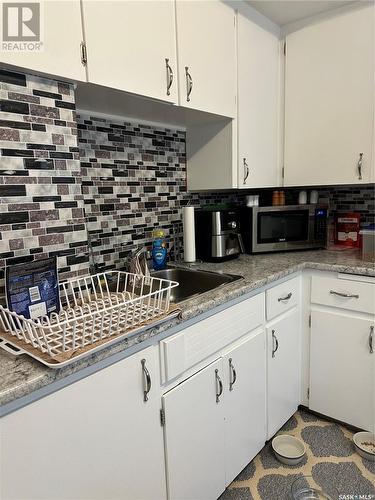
[0,271,179,367]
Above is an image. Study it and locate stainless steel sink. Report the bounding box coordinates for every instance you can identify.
[151,267,243,303]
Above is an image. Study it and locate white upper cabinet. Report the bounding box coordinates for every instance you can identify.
[0,0,86,82]
[175,0,236,117]
[284,5,375,186]
[237,12,280,188]
[82,0,178,103]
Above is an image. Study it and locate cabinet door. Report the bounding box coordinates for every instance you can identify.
[237,12,280,188]
[1,346,166,500]
[82,0,178,103]
[284,5,374,186]
[267,308,300,438]
[223,330,266,486]
[0,0,86,81]
[175,0,236,117]
[310,310,374,431]
[163,358,226,500]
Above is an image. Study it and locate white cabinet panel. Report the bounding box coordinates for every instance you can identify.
[163,358,226,500]
[311,275,375,315]
[267,308,300,438]
[284,5,374,186]
[310,310,374,431]
[175,0,236,117]
[266,275,300,321]
[223,330,266,486]
[161,293,264,382]
[82,0,178,103]
[0,0,86,81]
[237,12,280,188]
[1,346,166,500]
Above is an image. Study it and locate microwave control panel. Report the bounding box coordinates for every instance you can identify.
[315,208,328,240]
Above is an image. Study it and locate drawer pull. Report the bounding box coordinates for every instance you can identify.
[229,358,237,391]
[369,326,374,354]
[329,290,359,299]
[215,369,223,403]
[278,292,292,302]
[272,330,279,358]
[141,358,152,402]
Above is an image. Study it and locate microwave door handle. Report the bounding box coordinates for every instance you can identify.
[238,233,245,253]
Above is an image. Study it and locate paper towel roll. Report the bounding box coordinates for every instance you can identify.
[183,206,196,262]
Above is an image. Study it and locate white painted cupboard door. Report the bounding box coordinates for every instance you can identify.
[82,0,178,103]
[0,346,166,500]
[0,0,86,81]
[267,308,300,439]
[284,4,374,186]
[162,358,226,500]
[175,0,236,117]
[237,12,280,188]
[223,330,266,486]
[310,310,374,431]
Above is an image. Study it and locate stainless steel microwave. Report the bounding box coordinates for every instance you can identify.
[240,205,328,253]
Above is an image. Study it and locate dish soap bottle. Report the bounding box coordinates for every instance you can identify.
[152,229,167,270]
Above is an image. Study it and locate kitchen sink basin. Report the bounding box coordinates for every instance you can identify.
[151,267,243,303]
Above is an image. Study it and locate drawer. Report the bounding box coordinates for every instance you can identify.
[311,275,375,315]
[161,293,265,382]
[266,276,300,320]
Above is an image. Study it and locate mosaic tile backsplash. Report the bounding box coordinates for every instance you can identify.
[0,70,89,294]
[0,68,374,288]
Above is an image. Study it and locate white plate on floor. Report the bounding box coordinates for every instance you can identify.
[353,431,375,461]
[272,434,306,465]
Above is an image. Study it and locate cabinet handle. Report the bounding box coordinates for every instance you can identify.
[141,358,152,402]
[229,358,237,391]
[329,290,359,299]
[165,58,173,96]
[278,292,292,302]
[80,41,87,66]
[357,152,363,180]
[272,330,279,358]
[243,158,249,184]
[215,369,223,403]
[185,66,193,102]
[369,326,374,354]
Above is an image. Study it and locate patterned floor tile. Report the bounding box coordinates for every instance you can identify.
[234,461,256,481]
[312,462,375,498]
[361,457,375,475]
[301,424,354,457]
[299,409,319,423]
[280,415,298,432]
[257,473,307,499]
[218,486,253,500]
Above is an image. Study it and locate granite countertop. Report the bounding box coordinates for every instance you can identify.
[1,249,374,411]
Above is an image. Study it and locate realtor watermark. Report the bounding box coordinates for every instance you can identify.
[339,495,375,500]
[1,1,43,51]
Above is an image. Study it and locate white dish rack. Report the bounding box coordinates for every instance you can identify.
[0,271,179,366]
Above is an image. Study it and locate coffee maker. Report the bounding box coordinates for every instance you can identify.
[195,208,244,262]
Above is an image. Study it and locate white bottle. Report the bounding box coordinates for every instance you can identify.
[310,190,319,204]
[298,190,307,205]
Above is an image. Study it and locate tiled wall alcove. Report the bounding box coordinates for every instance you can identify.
[0,68,374,294]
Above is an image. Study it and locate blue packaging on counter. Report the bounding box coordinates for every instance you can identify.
[5,257,60,320]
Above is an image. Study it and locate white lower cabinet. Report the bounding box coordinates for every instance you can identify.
[162,358,226,500]
[0,346,166,500]
[267,307,300,439]
[162,330,266,500]
[310,309,374,431]
[223,330,266,486]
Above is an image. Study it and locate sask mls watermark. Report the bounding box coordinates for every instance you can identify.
[1,1,43,51]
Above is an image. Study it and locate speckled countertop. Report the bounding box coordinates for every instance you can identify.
[1,249,374,410]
